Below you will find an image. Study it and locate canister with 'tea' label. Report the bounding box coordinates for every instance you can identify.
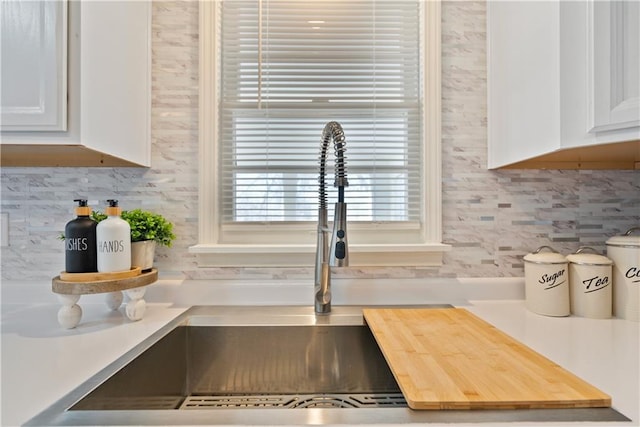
[566,247,613,319]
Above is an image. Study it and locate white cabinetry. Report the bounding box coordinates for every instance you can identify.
[0,1,150,167]
[592,1,640,132]
[1,1,67,131]
[488,0,640,170]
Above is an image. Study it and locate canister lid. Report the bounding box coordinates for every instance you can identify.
[524,246,567,264]
[566,247,612,266]
[606,227,640,248]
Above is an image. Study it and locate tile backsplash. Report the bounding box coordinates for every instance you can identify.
[1,1,638,282]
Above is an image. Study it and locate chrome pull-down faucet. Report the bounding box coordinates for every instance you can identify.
[315,121,349,314]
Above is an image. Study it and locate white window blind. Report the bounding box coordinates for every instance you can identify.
[219,0,422,223]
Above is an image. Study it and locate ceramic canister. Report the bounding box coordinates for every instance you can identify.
[524,246,570,317]
[566,247,613,319]
[606,227,640,321]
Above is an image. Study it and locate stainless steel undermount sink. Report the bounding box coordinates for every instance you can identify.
[72,323,404,410]
[26,306,629,426]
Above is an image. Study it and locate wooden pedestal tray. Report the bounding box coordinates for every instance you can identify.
[52,268,158,329]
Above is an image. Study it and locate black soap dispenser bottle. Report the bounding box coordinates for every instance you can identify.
[65,199,98,273]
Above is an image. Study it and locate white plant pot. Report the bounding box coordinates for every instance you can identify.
[131,240,156,271]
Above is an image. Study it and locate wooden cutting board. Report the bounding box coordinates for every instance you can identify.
[363,308,611,410]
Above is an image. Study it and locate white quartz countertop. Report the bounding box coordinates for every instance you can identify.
[1,302,188,427]
[1,300,638,427]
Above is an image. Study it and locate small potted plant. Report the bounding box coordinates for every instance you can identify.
[92,209,175,271]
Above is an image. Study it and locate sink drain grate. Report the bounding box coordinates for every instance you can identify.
[180,393,408,409]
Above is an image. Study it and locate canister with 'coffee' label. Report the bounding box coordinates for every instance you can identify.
[567,247,613,319]
[606,227,640,321]
[524,246,570,317]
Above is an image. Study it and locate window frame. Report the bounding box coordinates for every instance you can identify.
[190,0,449,267]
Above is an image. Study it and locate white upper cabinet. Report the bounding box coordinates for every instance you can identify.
[488,0,640,169]
[1,1,67,131]
[592,0,640,132]
[1,0,151,167]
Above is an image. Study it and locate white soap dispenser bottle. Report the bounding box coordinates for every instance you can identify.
[96,199,131,272]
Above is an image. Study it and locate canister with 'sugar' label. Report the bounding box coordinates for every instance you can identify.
[524,246,569,317]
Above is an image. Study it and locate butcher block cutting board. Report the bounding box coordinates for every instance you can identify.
[363,308,611,410]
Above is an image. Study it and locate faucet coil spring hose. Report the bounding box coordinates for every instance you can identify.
[319,121,349,209]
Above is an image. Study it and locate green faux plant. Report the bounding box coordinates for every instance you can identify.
[91,209,176,247]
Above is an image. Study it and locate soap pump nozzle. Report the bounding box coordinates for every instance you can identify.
[105,199,122,216]
[73,199,91,216]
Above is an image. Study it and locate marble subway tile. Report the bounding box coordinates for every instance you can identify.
[1,1,639,281]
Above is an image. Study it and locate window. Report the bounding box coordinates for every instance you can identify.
[192,0,448,267]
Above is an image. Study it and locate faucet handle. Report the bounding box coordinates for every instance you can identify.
[329,202,348,266]
[334,241,346,260]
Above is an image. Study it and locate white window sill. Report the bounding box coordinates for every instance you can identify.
[188,243,451,267]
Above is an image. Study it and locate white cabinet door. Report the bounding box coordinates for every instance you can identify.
[1,0,67,131]
[0,0,150,167]
[592,0,640,132]
[487,0,562,168]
